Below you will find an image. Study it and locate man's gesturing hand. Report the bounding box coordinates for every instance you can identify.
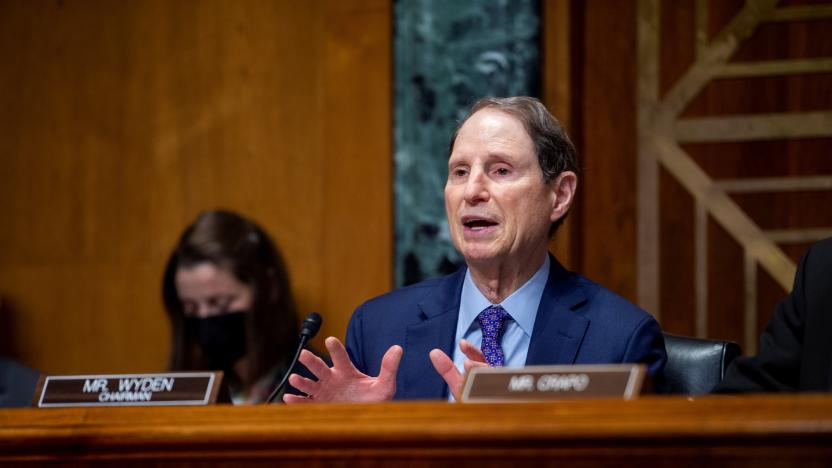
[283,336,403,403]
[429,339,489,401]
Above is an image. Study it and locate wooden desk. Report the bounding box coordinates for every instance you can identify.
[1,394,831,466]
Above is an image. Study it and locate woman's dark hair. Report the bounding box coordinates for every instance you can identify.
[162,210,299,388]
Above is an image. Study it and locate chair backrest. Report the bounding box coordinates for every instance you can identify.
[660,333,742,395]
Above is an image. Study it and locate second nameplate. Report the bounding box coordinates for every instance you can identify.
[460,364,646,403]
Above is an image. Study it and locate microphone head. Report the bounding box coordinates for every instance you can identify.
[299,312,322,339]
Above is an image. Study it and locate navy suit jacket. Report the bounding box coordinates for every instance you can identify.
[345,256,667,400]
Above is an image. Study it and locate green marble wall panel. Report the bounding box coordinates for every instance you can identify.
[394,0,541,285]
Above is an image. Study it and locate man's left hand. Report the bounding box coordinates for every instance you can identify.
[429,339,488,401]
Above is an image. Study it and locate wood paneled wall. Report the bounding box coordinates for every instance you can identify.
[565,0,832,351]
[0,0,392,374]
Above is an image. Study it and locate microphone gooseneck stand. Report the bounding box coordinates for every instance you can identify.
[266,312,322,404]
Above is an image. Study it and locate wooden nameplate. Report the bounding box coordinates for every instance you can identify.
[34,371,223,408]
[460,364,646,402]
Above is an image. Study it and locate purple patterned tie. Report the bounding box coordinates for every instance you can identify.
[477,305,510,367]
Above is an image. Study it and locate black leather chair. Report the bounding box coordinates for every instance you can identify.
[660,333,741,395]
[0,358,40,407]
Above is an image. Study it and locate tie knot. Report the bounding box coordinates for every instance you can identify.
[477,305,509,332]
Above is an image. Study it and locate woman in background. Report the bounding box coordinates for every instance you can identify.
[163,210,299,404]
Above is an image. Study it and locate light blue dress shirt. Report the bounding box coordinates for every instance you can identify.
[451,255,551,387]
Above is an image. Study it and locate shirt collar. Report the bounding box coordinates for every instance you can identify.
[458,254,550,339]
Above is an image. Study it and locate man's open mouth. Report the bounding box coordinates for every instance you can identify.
[462,216,498,230]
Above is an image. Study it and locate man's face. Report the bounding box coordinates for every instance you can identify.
[444,108,557,266]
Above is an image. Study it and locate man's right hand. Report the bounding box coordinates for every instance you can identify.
[283,336,403,403]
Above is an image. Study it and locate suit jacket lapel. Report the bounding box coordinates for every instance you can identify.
[526,255,590,366]
[399,269,465,400]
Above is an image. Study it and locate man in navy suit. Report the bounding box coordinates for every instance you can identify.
[284,97,666,402]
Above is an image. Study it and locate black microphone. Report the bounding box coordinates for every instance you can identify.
[299,312,322,340]
[266,312,322,403]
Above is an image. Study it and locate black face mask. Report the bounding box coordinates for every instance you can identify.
[188,311,248,373]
